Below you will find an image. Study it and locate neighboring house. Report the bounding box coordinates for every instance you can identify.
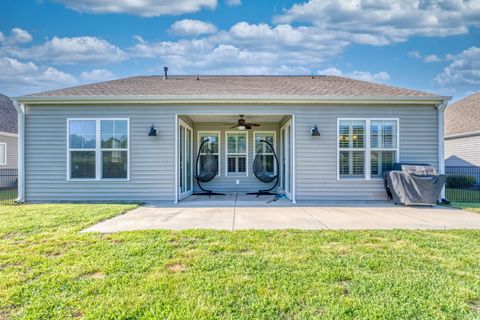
[0,94,18,169]
[13,75,449,203]
[445,92,480,167]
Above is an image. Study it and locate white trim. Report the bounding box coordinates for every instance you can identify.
[337,118,400,181]
[197,131,221,177]
[437,101,448,199]
[291,114,296,203]
[17,95,451,105]
[178,119,194,200]
[174,115,179,204]
[253,131,277,175]
[280,119,293,200]
[0,132,18,138]
[12,101,25,202]
[0,142,6,165]
[225,131,249,177]
[66,118,130,181]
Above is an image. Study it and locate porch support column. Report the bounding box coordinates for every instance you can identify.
[436,100,449,200]
[13,100,25,203]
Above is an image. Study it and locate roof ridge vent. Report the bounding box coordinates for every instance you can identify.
[163,66,168,80]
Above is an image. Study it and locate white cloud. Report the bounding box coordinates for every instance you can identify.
[0,57,77,95]
[2,36,127,65]
[434,47,480,87]
[129,21,347,74]
[424,54,441,63]
[408,50,442,63]
[225,0,241,6]
[0,28,33,45]
[275,0,480,45]
[408,50,422,59]
[318,67,390,83]
[80,68,116,82]
[169,19,218,37]
[10,28,33,44]
[53,0,217,17]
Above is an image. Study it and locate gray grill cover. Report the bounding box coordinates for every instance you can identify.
[385,164,446,206]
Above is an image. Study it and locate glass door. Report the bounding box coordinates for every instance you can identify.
[179,119,193,199]
[281,119,292,199]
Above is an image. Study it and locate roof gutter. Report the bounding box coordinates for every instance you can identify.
[445,131,480,140]
[15,94,451,105]
[12,100,25,203]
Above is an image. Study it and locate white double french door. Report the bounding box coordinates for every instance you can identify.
[281,119,293,199]
[179,119,193,200]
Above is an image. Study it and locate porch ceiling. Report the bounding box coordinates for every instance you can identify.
[187,114,286,123]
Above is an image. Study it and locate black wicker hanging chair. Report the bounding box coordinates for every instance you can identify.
[193,139,225,196]
[247,140,280,196]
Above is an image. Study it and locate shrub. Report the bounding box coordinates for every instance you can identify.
[447,174,476,189]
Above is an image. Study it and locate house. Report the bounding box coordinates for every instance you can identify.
[445,92,480,167]
[0,94,18,170]
[13,75,450,203]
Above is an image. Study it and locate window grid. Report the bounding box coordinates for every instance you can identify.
[254,131,277,175]
[67,118,130,181]
[198,131,220,176]
[338,118,399,180]
[225,131,248,177]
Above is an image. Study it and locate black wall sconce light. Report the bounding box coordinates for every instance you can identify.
[311,124,320,136]
[148,125,158,136]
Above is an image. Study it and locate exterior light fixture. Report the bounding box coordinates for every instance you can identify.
[148,125,158,136]
[311,124,320,136]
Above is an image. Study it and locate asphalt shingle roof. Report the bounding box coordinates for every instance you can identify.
[445,92,480,136]
[24,75,437,98]
[0,94,17,134]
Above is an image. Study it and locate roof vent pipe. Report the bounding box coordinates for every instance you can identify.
[163,66,168,80]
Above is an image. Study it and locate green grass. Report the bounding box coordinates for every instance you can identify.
[0,189,17,204]
[446,188,480,203]
[2,204,480,319]
[452,202,480,214]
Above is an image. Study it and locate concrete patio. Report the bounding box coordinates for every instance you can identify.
[82,193,480,233]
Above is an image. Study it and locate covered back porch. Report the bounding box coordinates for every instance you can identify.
[175,113,295,203]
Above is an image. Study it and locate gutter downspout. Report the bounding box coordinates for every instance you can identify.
[12,100,25,203]
[436,100,449,200]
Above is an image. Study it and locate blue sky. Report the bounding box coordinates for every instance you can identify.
[0,0,479,100]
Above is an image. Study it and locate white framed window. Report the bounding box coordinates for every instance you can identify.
[225,131,248,176]
[370,120,398,178]
[0,143,6,165]
[254,131,276,175]
[337,118,399,180]
[67,118,129,181]
[198,131,220,176]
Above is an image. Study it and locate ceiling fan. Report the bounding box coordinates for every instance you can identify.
[229,115,260,130]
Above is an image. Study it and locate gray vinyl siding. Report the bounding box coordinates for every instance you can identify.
[0,134,18,169]
[24,104,438,202]
[445,135,480,167]
[295,106,438,200]
[25,106,176,202]
[193,122,279,193]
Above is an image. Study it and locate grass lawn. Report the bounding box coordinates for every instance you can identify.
[452,202,480,214]
[446,188,480,203]
[1,204,480,319]
[0,189,17,204]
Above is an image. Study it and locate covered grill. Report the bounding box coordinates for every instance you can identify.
[384,163,446,206]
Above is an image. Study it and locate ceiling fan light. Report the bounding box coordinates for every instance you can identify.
[238,125,246,130]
